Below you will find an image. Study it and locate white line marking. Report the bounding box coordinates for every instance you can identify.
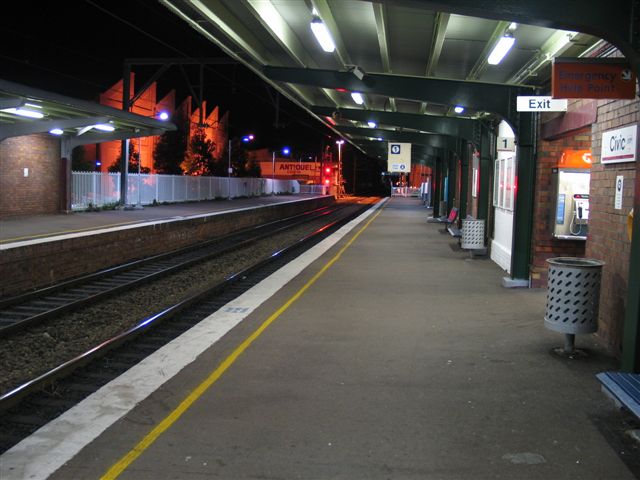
[0,199,386,480]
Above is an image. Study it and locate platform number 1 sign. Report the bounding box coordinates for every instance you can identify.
[497,136,515,152]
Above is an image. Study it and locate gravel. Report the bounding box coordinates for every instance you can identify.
[0,207,359,396]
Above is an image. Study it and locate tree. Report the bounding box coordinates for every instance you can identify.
[153,126,186,175]
[219,138,260,178]
[181,127,216,175]
[108,141,150,173]
[71,146,95,171]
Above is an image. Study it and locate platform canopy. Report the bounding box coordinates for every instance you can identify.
[0,78,176,146]
[155,0,638,157]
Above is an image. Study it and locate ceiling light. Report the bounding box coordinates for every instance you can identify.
[24,103,42,109]
[310,17,335,53]
[49,128,64,135]
[367,121,377,128]
[2,108,44,119]
[157,111,169,121]
[94,123,115,132]
[376,137,383,141]
[454,106,465,113]
[351,92,364,105]
[488,34,515,65]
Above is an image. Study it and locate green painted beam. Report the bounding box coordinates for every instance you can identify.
[459,140,470,220]
[264,66,534,121]
[338,126,458,151]
[477,123,494,221]
[380,0,639,74]
[510,112,538,282]
[311,106,478,142]
[354,140,439,159]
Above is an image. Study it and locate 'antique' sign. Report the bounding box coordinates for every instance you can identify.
[552,58,636,99]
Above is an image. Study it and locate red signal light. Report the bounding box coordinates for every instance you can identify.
[324,178,330,185]
[325,167,331,174]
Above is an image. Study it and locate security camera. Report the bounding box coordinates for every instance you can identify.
[351,66,365,80]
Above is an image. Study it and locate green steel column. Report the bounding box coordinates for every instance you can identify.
[477,123,493,221]
[446,150,456,213]
[459,140,469,220]
[621,138,640,372]
[434,156,443,218]
[510,112,538,282]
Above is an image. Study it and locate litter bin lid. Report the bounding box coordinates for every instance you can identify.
[546,257,605,268]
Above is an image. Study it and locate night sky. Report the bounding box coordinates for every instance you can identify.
[0,0,339,156]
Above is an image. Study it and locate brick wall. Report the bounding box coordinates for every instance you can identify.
[0,196,334,297]
[0,134,62,218]
[530,125,591,287]
[587,97,639,354]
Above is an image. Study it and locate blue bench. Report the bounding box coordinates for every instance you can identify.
[597,371,640,419]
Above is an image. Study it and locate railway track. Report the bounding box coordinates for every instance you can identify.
[0,199,375,453]
[0,204,340,337]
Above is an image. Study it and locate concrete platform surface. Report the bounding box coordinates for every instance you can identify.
[0,194,322,244]
[3,197,635,480]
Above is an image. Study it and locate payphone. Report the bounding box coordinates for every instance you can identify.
[550,150,591,240]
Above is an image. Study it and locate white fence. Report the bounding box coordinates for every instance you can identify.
[391,186,421,197]
[71,172,302,210]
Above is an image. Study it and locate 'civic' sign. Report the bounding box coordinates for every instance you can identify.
[552,58,636,99]
[600,124,637,164]
[387,142,411,172]
[517,96,567,112]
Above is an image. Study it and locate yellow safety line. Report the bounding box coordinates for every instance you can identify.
[100,203,385,480]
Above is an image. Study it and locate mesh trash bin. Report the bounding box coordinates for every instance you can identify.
[544,257,604,353]
[461,219,485,250]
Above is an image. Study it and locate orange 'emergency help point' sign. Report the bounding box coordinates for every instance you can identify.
[552,59,637,100]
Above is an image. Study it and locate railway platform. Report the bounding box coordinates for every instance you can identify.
[1,196,637,480]
[0,194,325,245]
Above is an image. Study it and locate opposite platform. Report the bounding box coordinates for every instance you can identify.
[2,197,634,480]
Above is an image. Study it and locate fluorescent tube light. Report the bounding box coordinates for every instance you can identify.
[310,17,335,53]
[94,123,115,132]
[351,92,364,105]
[488,34,515,65]
[2,108,44,119]
[49,128,64,135]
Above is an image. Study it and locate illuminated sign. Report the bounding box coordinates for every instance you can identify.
[552,58,636,99]
[387,142,411,172]
[517,96,567,112]
[600,125,637,164]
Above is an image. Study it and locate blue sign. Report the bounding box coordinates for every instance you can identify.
[390,144,401,154]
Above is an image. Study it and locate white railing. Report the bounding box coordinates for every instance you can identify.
[299,184,328,195]
[391,186,421,197]
[71,172,302,210]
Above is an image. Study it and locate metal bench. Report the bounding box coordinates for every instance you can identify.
[427,206,458,226]
[597,371,640,419]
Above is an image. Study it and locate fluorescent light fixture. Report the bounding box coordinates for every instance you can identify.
[24,103,42,109]
[2,108,44,119]
[351,92,364,105]
[310,17,335,53]
[49,128,64,135]
[94,123,115,132]
[367,121,377,128]
[454,106,465,114]
[488,34,515,65]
